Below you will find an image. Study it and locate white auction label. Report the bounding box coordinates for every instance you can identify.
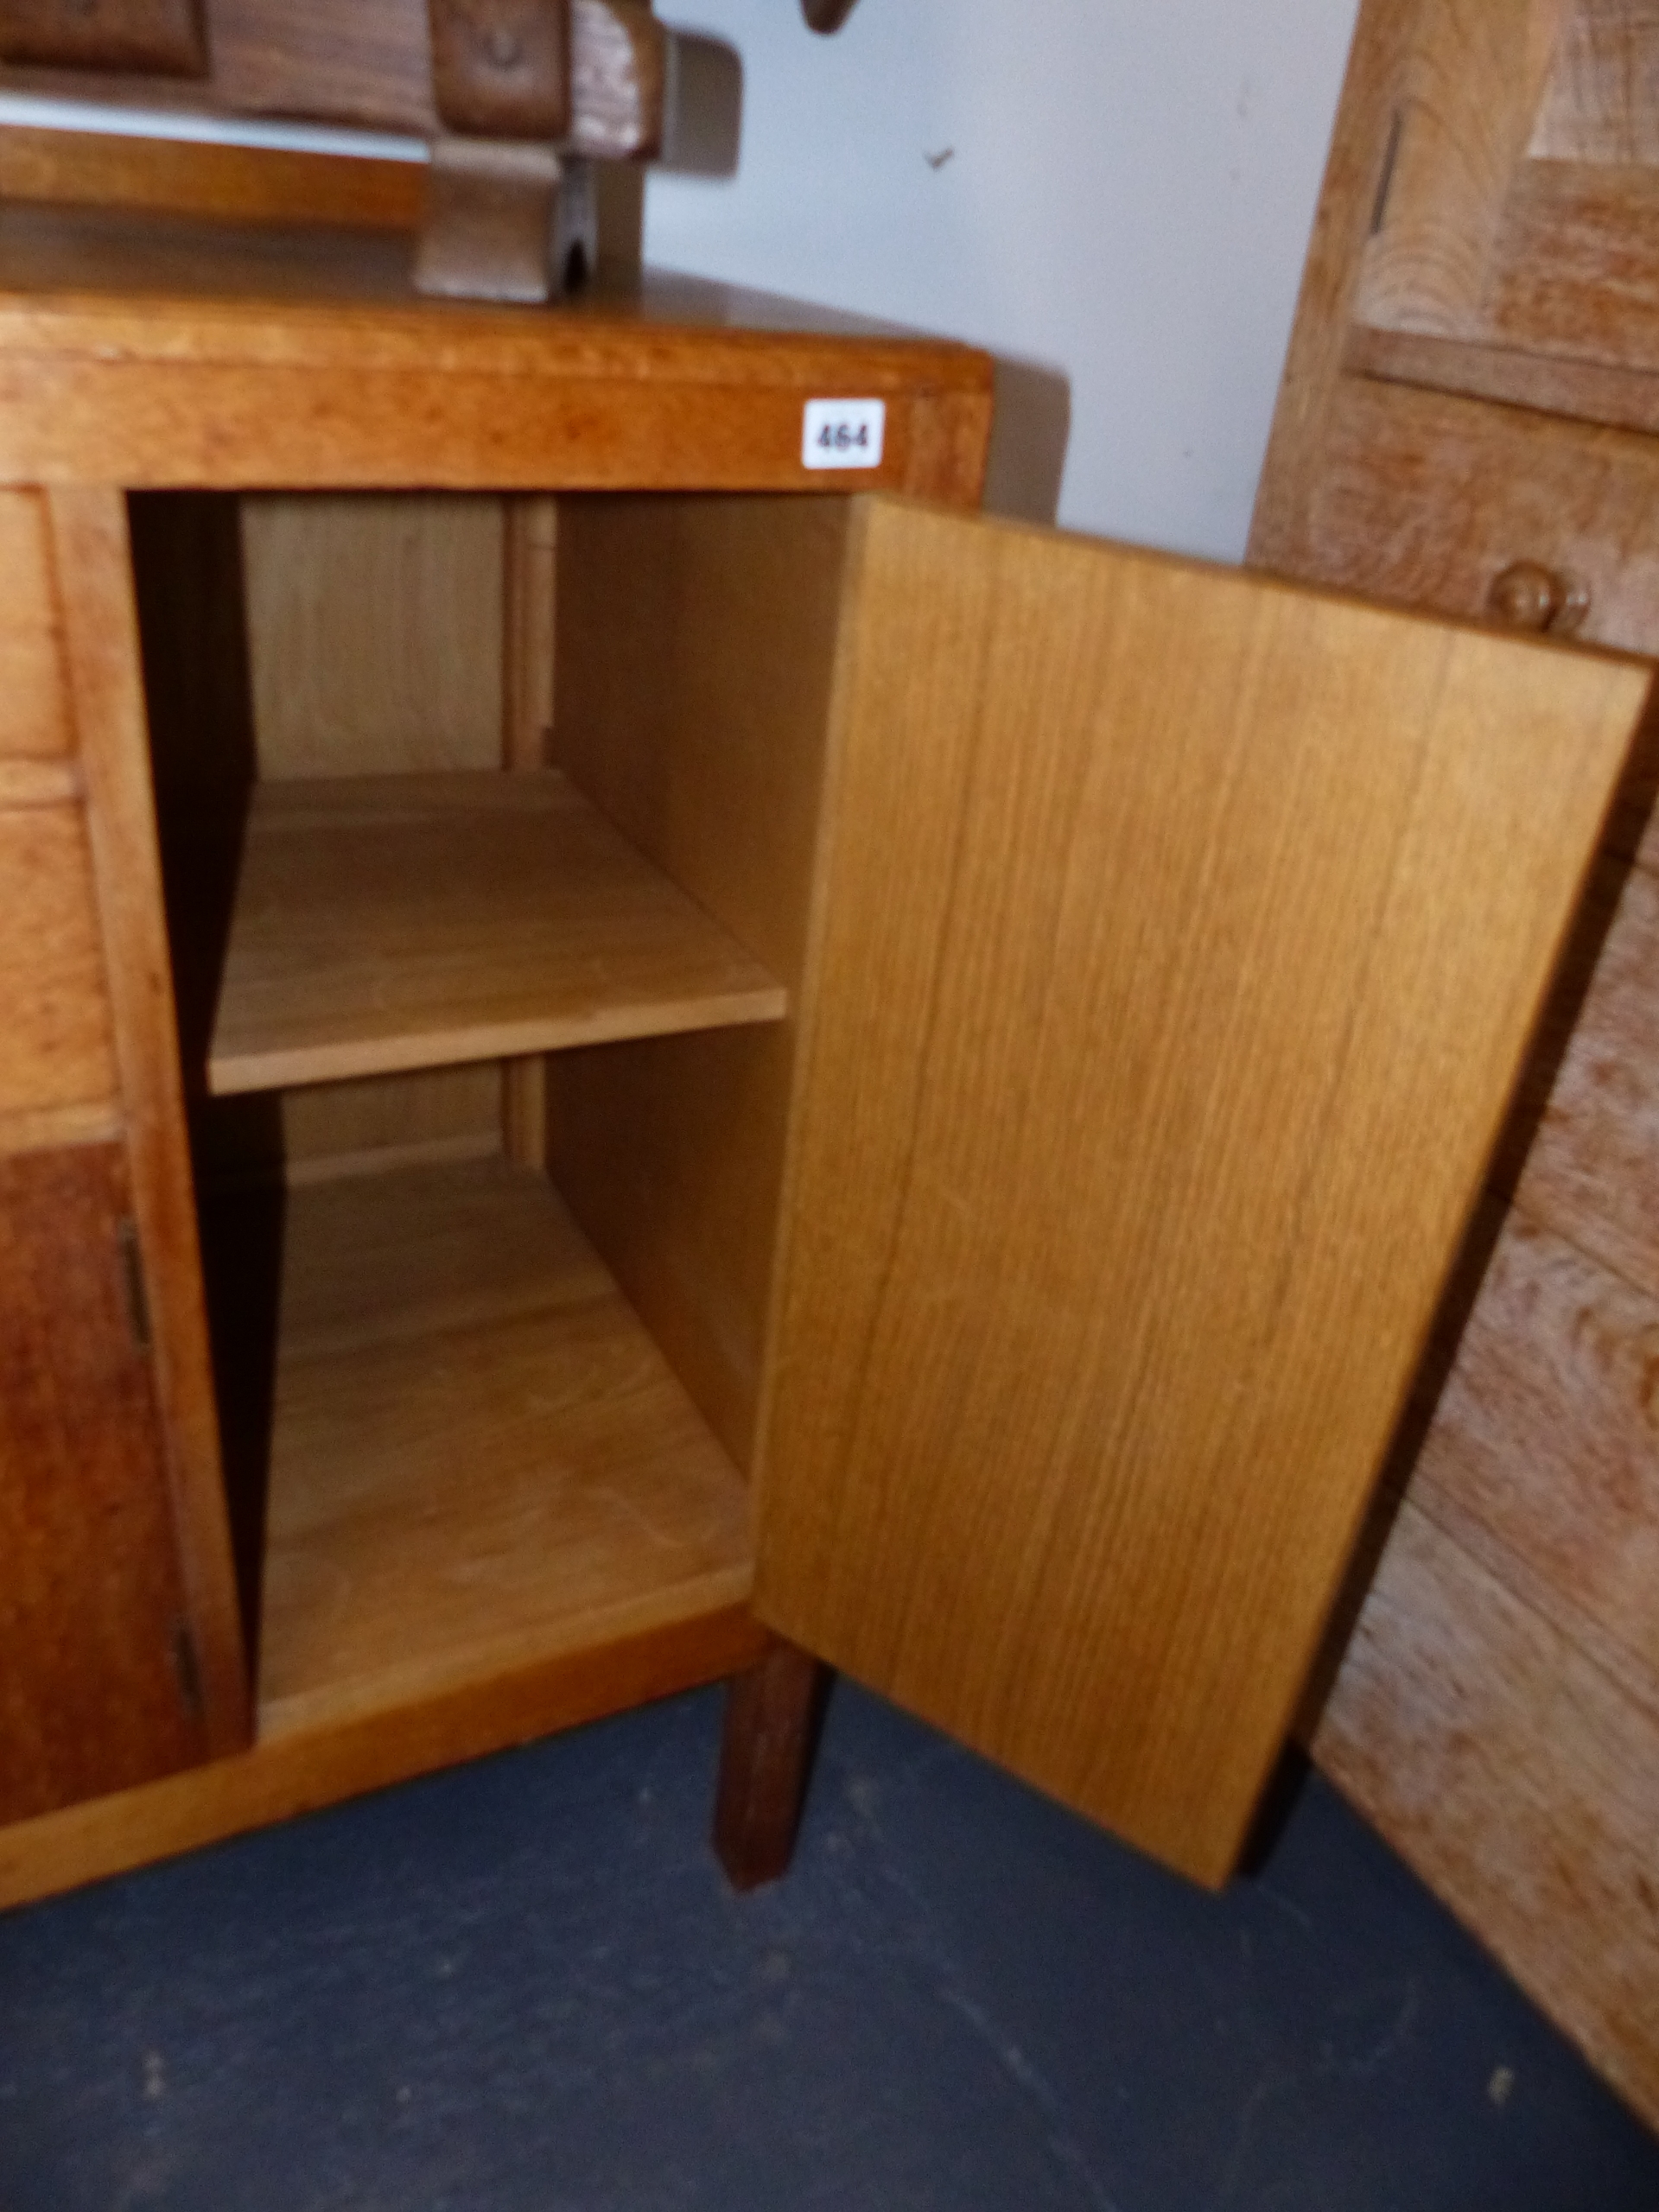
[802,398,886,470]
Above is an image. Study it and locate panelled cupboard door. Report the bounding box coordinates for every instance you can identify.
[0,1141,212,1822]
[752,496,1649,1890]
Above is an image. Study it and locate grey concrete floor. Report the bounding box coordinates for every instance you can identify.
[0,1679,1654,2210]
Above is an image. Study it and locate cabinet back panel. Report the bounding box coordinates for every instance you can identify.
[550,495,850,1467]
[241,494,505,779]
[754,497,1648,1887]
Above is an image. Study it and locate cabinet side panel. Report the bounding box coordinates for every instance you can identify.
[1313,1497,1659,2131]
[754,499,1645,1887]
[0,1141,209,1821]
[550,495,849,1467]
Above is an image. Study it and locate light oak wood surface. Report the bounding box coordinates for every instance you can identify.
[0,203,994,495]
[237,493,512,1175]
[1314,1497,1659,2126]
[1249,0,1421,576]
[50,484,251,1751]
[1509,855,1659,1303]
[0,799,117,1116]
[1357,0,1569,335]
[1531,0,1659,162]
[0,1098,122,1159]
[1278,375,1659,654]
[754,497,1647,1889]
[550,495,852,1467]
[192,1066,505,1192]
[204,770,787,1096]
[1250,0,1659,2123]
[1481,160,1659,372]
[1345,317,1659,440]
[0,756,77,805]
[0,1600,766,1913]
[241,493,505,778]
[0,0,666,156]
[1406,1199,1659,1709]
[251,1154,755,1735]
[0,120,424,231]
[0,486,71,756]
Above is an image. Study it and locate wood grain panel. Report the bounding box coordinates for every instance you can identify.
[0,486,69,756]
[49,485,251,1751]
[1484,159,1659,372]
[241,493,504,779]
[201,0,662,155]
[1357,0,1569,334]
[1531,0,1659,162]
[192,1066,505,1191]
[550,496,850,1466]
[1347,317,1659,438]
[755,498,1647,1888]
[1509,855,1659,1298]
[1249,0,1423,570]
[0,206,991,493]
[0,801,117,1115]
[1409,1200,1659,1706]
[0,1601,766,1914]
[1313,1498,1659,2130]
[207,772,786,1095]
[1288,375,1659,653]
[0,122,423,231]
[255,1156,754,1735]
[0,1141,207,1822]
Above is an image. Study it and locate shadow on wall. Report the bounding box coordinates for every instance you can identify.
[983,356,1071,525]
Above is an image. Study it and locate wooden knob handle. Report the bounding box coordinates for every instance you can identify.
[1487,560,1591,637]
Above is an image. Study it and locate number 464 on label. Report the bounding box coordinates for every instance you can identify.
[803,398,887,471]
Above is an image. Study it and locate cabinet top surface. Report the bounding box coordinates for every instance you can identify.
[0,200,990,387]
[0,200,993,492]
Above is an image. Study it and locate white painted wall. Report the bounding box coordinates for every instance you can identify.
[645,0,1360,560]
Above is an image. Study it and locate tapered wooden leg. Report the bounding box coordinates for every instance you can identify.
[712,1638,827,1891]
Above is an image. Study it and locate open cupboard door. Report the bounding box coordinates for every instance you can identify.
[749,495,1649,1890]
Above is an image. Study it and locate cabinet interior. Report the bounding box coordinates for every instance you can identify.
[128,487,852,1739]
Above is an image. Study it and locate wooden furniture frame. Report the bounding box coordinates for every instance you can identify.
[0,151,1645,2005]
[1251,0,1659,2131]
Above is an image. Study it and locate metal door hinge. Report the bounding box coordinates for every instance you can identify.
[117,1217,152,1355]
[171,1619,205,1722]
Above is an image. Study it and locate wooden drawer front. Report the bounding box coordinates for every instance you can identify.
[0,1140,209,1822]
[0,802,117,1118]
[1301,376,1659,657]
[0,489,70,760]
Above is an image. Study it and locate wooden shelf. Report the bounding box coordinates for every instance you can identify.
[205,772,787,1096]
[242,1154,755,1739]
